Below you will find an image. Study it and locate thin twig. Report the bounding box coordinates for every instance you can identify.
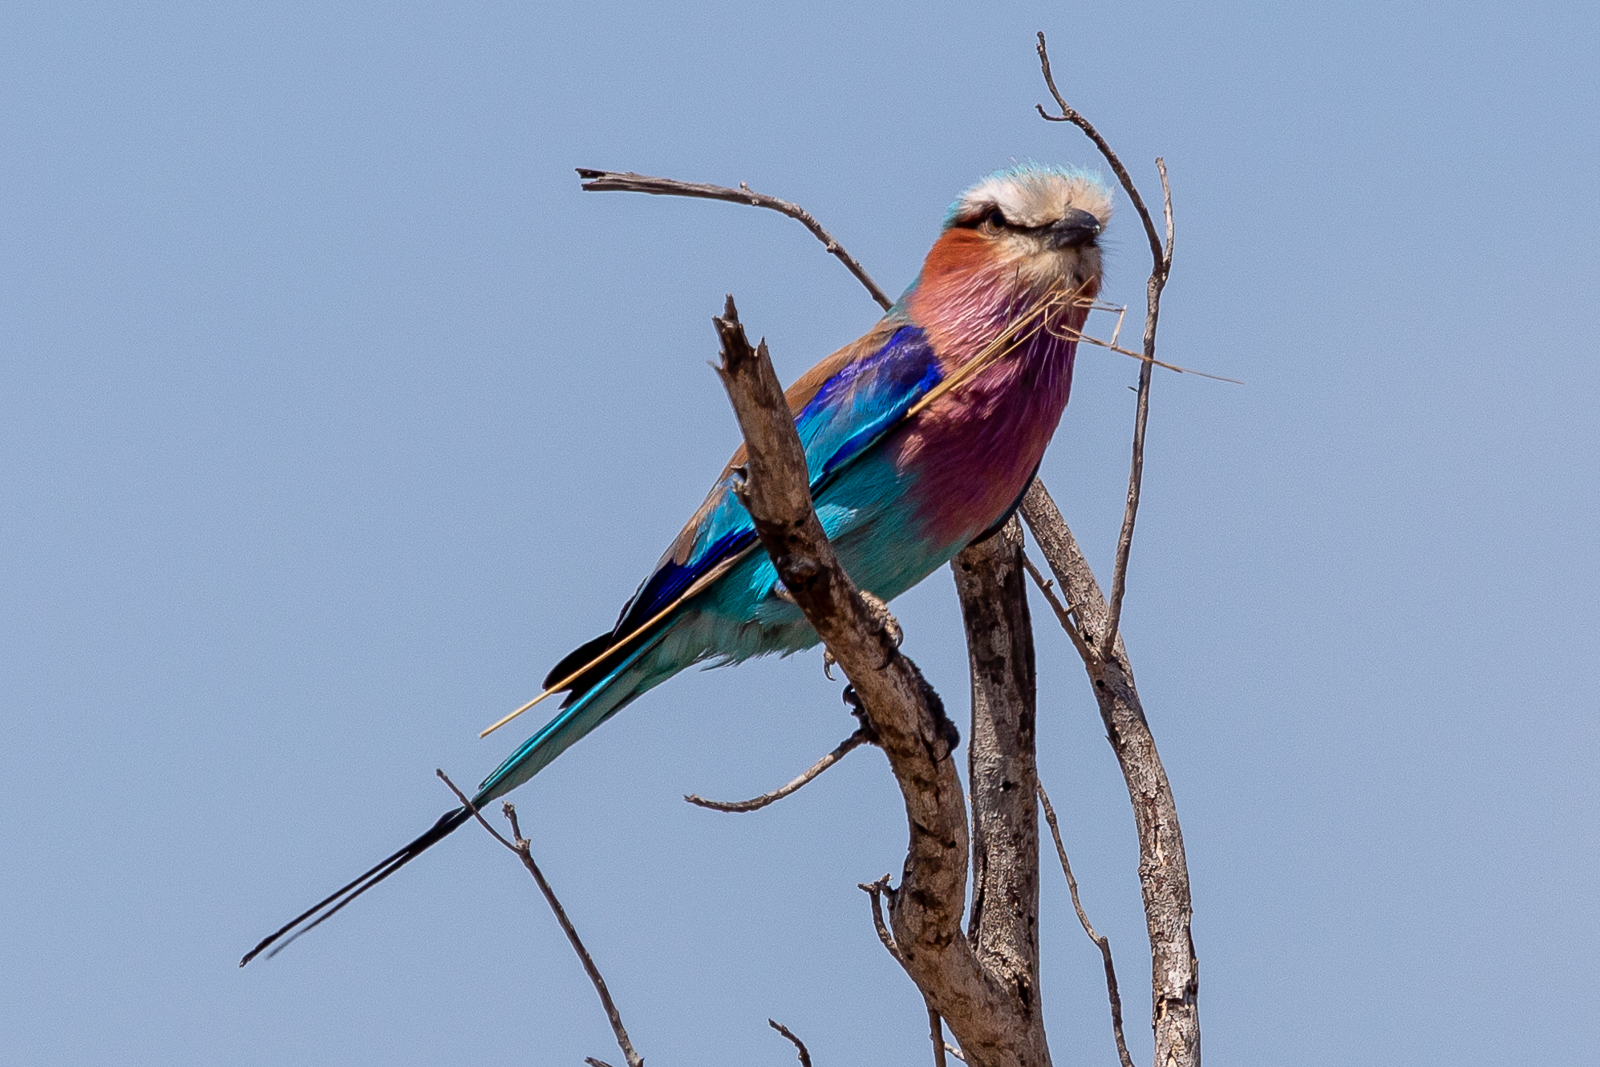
[436,772,645,1067]
[1100,158,1173,659]
[435,768,518,848]
[1102,351,1150,660]
[1034,34,1163,266]
[929,1006,949,1067]
[1034,31,1175,661]
[768,1019,813,1067]
[577,169,893,311]
[684,729,870,812]
[944,1042,967,1063]
[856,875,905,966]
[1038,784,1134,1067]
[1020,550,1095,665]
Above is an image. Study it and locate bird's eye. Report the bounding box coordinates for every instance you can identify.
[984,208,1008,230]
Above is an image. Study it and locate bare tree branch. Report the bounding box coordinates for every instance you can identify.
[714,296,1049,1067]
[952,520,1045,1054]
[1020,482,1198,1067]
[929,1007,950,1067]
[684,729,870,812]
[577,169,893,311]
[769,1019,814,1067]
[1034,32,1175,660]
[1020,550,1096,670]
[1100,156,1172,661]
[1038,782,1134,1067]
[437,772,646,1067]
[857,875,906,965]
[1033,34,1163,267]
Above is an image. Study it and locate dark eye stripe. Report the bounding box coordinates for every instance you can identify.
[954,204,1077,234]
[955,205,1022,231]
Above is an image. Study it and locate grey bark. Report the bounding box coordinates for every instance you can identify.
[951,519,1046,1057]
[1020,480,1199,1067]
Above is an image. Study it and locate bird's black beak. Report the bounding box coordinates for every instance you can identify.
[1048,208,1102,249]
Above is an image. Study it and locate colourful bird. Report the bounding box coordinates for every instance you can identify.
[242,163,1110,965]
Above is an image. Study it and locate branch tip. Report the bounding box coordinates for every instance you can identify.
[685,729,869,813]
[1039,782,1134,1067]
[439,773,644,1067]
[575,169,892,309]
[768,1020,813,1067]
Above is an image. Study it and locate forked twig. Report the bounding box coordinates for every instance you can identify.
[1034,35,1163,265]
[856,874,905,965]
[1038,781,1134,1067]
[768,1019,813,1067]
[856,875,949,1067]
[1036,31,1176,660]
[1021,549,1095,664]
[684,729,870,812]
[577,169,893,311]
[437,772,645,1067]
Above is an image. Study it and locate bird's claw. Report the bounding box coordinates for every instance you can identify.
[859,591,902,668]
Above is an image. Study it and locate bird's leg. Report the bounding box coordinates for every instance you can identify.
[863,590,905,649]
[822,590,902,677]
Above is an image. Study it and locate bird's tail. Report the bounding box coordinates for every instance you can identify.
[472,631,674,802]
[238,805,473,966]
[241,632,676,966]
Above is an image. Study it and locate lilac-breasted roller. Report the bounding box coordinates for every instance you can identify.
[243,163,1110,964]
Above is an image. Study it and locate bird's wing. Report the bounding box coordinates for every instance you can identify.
[543,321,941,700]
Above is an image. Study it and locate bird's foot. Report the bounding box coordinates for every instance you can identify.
[861,591,903,649]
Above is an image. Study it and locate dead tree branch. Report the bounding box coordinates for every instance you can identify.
[1035,31,1174,660]
[684,729,870,812]
[1038,782,1134,1067]
[769,1019,814,1067]
[436,772,645,1067]
[929,1007,950,1067]
[1019,551,1094,666]
[857,875,905,965]
[1020,481,1198,1067]
[577,169,893,311]
[714,296,1049,1067]
[951,519,1045,1054]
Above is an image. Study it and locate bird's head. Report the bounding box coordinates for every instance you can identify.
[909,164,1112,323]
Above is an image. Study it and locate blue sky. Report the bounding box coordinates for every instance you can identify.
[3,2,1597,1065]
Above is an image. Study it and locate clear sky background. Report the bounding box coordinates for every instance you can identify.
[3,2,1596,1065]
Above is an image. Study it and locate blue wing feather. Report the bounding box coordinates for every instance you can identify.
[611,325,939,638]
